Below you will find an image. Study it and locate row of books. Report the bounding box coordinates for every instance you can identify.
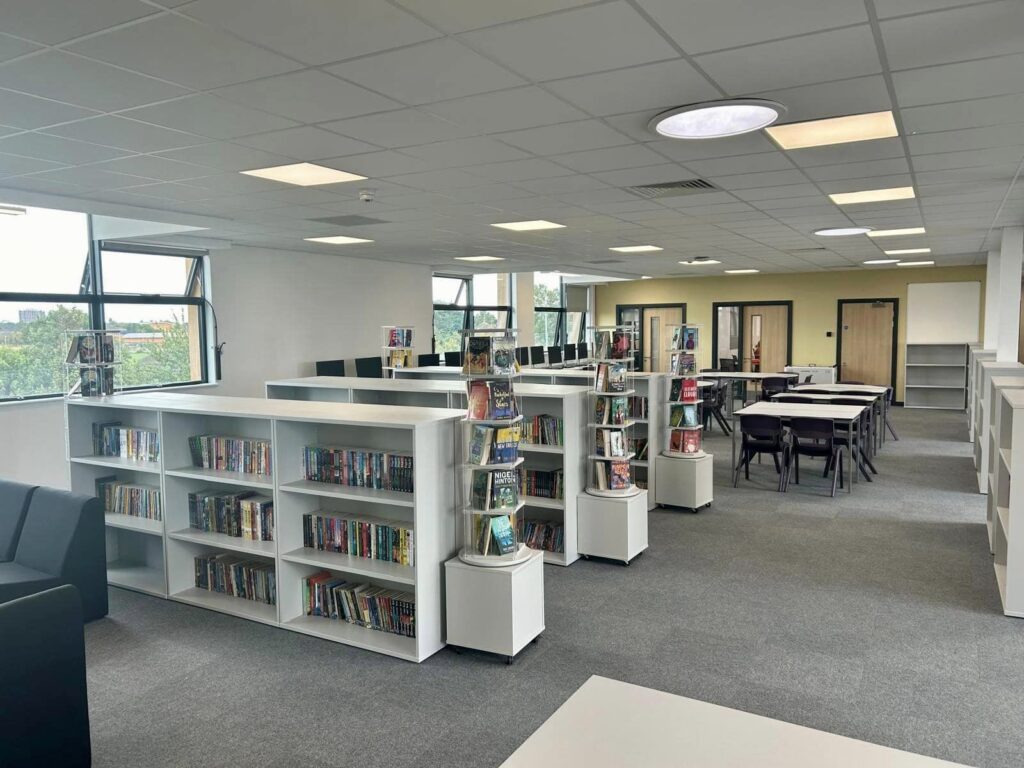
[519,415,563,446]
[517,519,564,554]
[670,378,699,402]
[471,513,517,556]
[470,468,518,511]
[188,489,274,541]
[96,477,161,520]
[593,330,633,361]
[384,327,413,348]
[188,434,272,477]
[628,437,649,461]
[595,428,629,458]
[593,460,631,491]
[67,332,116,364]
[467,423,519,465]
[669,429,702,454]
[463,335,516,376]
[670,326,698,352]
[93,421,159,461]
[594,362,627,393]
[303,572,416,637]
[386,349,413,368]
[303,446,415,493]
[669,403,701,428]
[670,352,696,376]
[302,512,414,567]
[467,380,516,420]
[595,397,629,426]
[520,468,564,500]
[630,396,648,419]
[194,554,276,606]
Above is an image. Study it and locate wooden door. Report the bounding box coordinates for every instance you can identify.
[742,305,788,372]
[840,301,894,386]
[642,306,684,372]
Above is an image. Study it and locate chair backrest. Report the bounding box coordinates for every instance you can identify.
[739,414,783,439]
[515,347,529,365]
[797,388,830,395]
[836,390,872,397]
[803,374,813,384]
[315,359,345,376]
[719,358,738,372]
[577,342,588,360]
[444,351,462,368]
[563,344,577,362]
[789,417,836,442]
[417,353,440,367]
[354,356,383,378]
[0,479,37,562]
[529,346,545,365]
[547,345,563,365]
[774,394,815,404]
[16,488,101,576]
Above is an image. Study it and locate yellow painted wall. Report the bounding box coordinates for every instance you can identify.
[595,265,986,401]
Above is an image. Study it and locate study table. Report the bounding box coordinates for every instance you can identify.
[791,382,892,448]
[771,391,880,461]
[733,401,868,494]
[699,371,801,414]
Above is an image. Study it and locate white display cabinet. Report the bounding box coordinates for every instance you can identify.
[576,490,648,565]
[903,343,967,410]
[66,393,461,662]
[990,388,1024,617]
[975,361,1024,491]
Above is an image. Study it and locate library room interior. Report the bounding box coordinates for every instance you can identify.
[1,1,1023,766]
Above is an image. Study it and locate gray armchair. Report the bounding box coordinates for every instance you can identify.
[0,479,36,562]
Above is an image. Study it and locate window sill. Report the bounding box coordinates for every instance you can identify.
[0,380,218,408]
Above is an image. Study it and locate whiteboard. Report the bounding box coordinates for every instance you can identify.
[906,281,981,343]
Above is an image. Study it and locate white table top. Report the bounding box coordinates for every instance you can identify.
[501,676,970,768]
[700,371,800,380]
[265,376,590,397]
[735,400,866,421]
[791,383,888,395]
[771,392,876,404]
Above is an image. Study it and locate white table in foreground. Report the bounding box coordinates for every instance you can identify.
[500,676,971,768]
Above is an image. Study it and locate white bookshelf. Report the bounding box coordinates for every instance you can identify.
[990,388,1024,617]
[266,376,587,566]
[66,392,461,662]
[968,348,996,442]
[903,343,967,410]
[986,376,1024,553]
[974,361,1024,492]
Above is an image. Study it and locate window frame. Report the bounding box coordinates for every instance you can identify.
[431,273,513,353]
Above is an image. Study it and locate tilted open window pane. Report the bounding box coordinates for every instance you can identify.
[0,302,91,399]
[533,272,563,308]
[432,276,467,306]
[0,206,90,294]
[472,309,508,330]
[101,248,201,296]
[534,310,561,347]
[105,303,204,388]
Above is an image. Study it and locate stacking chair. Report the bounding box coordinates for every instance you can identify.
[515,347,530,366]
[417,353,440,367]
[315,359,345,376]
[547,345,563,368]
[832,398,877,480]
[576,342,589,363]
[354,356,383,378]
[444,351,462,368]
[760,376,790,401]
[733,415,787,490]
[563,344,577,366]
[784,417,845,497]
[702,381,731,434]
[529,346,545,366]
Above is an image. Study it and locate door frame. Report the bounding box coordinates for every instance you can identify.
[836,297,899,390]
[711,300,793,369]
[615,303,687,371]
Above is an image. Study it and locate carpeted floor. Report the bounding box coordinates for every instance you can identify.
[84,407,1023,768]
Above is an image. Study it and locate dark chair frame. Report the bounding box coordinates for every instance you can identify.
[733,414,787,491]
[783,417,846,497]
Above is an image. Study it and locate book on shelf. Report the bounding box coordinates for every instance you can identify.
[630,396,648,419]
[304,446,414,493]
[188,489,274,541]
[465,337,492,375]
[669,429,702,454]
[194,553,276,605]
[670,352,696,376]
[387,349,413,368]
[303,571,416,637]
[520,415,563,446]
[467,380,517,420]
[490,515,516,555]
[492,337,516,375]
[93,422,159,461]
[472,511,518,557]
[594,331,612,360]
[684,327,698,351]
[607,363,626,392]
[68,333,116,364]
[302,512,414,566]
[593,460,631,490]
[468,423,520,465]
[669,403,699,428]
[519,468,564,500]
[612,331,632,360]
[470,467,519,511]
[628,437,649,460]
[79,367,115,396]
[96,476,161,520]
[610,396,628,425]
[188,434,272,476]
[385,327,413,348]
[669,378,699,402]
[517,518,564,553]
[595,362,607,392]
[596,429,626,458]
[670,326,683,351]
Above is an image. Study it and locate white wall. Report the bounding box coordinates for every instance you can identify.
[0,245,433,488]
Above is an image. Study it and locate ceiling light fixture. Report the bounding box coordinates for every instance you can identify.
[678,257,721,266]
[867,227,926,238]
[766,110,898,150]
[641,275,653,279]
[0,204,27,216]
[725,269,759,274]
[829,186,915,205]
[649,98,785,140]
[896,260,934,267]
[303,235,374,245]
[610,245,663,253]
[814,227,873,236]
[884,248,931,255]
[241,162,367,187]
[454,256,504,262]
[491,220,565,231]
[863,259,900,265]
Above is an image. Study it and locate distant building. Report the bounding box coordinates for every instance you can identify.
[18,309,44,323]
[122,332,164,345]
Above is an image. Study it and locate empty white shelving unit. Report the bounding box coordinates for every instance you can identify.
[903,343,968,410]
[991,388,1024,617]
[969,348,996,442]
[987,377,1024,553]
[975,361,1024,491]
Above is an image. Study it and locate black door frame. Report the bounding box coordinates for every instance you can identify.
[711,300,794,369]
[836,297,899,390]
[615,303,687,372]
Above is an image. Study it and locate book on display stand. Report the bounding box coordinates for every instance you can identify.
[664,324,706,459]
[587,325,641,498]
[381,325,415,378]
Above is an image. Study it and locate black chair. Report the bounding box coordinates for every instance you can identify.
[529,345,545,366]
[0,585,91,768]
[0,480,36,562]
[798,388,831,394]
[563,344,577,365]
[417,353,440,367]
[515,347,529,366]
[547,345,563,367]
[577,342,589,361]
[701,383,731,434]
[803,374,813,384]
[0,487,107,621]
[354,356,383,378]
[315,359,345,376]
[784,417,845,497]
[831,398,877,480]
[444,351,462,368]
[719,358,738,372]
[733,414,787,490]
[760,375,790,400]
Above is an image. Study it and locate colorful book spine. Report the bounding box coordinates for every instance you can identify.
[302,571,415,637]
[187,490,274,541]
[95,424,159,461]
[188,435,272,476]
[96,478,162,520]
[519,415,564,446]
[302,513,414,567]
[303,446,415,493]
[193,554,276,605]
[519,468,564,500]
[516,518,565,553]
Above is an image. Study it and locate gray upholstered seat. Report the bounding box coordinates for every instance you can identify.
[0,479,37,562]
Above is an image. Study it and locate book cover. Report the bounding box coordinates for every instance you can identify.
[682,379,698,401]
[467,425,493,465]
[669,429,684,453]
[610,397,627,425]
[465,337,491,375]
[683,430,701,454]
[607,363,626,392]
[608,430,625,457]
[670,326,682,351]
[684,327,698,351]
[681,354,696,375]
[595,397,609,425]
[594,331,612,360]
[611,331,632,359]
[80,368,98,396]
[594,462,608,490]
[65,335,81,364]
[669,378,683,402]
[609,460,631,490]
[467,381,489,419]
[100,334,115,363]
[669,404,685,428]
[492,425,520,464]
[635,438,649,460]
[488,381,515,419]
[78,334,97,364]
[595,428,606,457]
[490,468,518,510]
[476,515,492,555]
[490,515,516,555]
[492,337,515,375]
[595,363,607,393]
[683,403,699,427]
[471,470,492,510]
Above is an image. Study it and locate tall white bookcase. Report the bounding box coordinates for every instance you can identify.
[974,361,1024,492]
[903,343,968,410]
[990,387,1024,617]
[969,348,996,442]
[265,376,587,566]
[986,376,1024,553]
[66,392,461,662]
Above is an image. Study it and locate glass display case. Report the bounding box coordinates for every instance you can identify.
[63,329,123,398]
[381,325,415,377]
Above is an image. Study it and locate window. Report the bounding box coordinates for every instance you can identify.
[533,272,585,349]
[431,273,512,354]
[0,204,210,402]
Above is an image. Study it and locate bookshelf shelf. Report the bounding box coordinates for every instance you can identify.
[989,387,1024,617]
[70,454,161,474]
[518,443,564,455]
[521,495,565,510]
[66,393,461,662]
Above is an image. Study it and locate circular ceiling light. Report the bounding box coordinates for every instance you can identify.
[649,99,786,140]
[814,227,872,236]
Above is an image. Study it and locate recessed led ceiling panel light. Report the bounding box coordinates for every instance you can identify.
[649,99,785,140]
[896,260,934,267]
[678,259,721,265]
[303,235,374,244]
[241,162,367,186]
[454,256,504,262]
[491,220,565,231]
[766,111,898,149]
[610,245,663,253]
[829,186,915,205]
[867,227,926,238]
[725,269,759,274]
[0,204,27,216]
[641,275,653,279]
[814,227,873,236]
[863,259,900,265]
[884,248,931,255]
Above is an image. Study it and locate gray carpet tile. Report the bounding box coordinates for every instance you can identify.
[84,407,1022,768]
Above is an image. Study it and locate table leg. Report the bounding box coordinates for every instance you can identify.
[731,410,737,479]
[847,420,854,493]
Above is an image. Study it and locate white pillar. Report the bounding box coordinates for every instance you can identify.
[515,272,535,347]
[996,227,1024,362]
[984,249,1000,349]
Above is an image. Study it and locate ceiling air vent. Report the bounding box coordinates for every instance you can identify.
[789,247,827,254]
[588,259,624,265]
[623,178,719,199]
[309,215,389,226]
